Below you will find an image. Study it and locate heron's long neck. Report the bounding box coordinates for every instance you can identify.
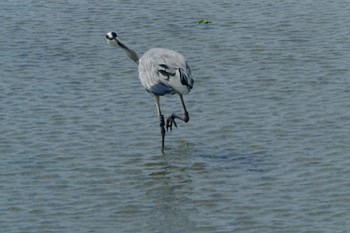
[117,40,139,65]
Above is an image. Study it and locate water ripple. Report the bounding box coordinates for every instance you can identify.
[1,0,350,232]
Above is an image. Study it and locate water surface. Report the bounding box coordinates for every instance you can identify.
[1,0,350,232]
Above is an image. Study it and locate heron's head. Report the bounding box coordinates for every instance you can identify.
[105,32,119,48]
[105,31,139,64]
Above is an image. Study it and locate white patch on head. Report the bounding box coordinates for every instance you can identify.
[106,32,115,40]
[105,32,118,47]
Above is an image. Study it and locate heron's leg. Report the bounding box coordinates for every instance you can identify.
[154,95,165,152]
[166,94,190,131]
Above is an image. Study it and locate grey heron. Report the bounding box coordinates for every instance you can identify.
[105,32,194,152]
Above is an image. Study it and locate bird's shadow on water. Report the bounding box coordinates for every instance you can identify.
[141,140,275,232]
[151,139,274,173]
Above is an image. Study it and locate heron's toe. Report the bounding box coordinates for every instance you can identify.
[166,115,177,131]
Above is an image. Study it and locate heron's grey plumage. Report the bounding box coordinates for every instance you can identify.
[139,48,193,96]
[105,32,193,96]
[105,31,193,152]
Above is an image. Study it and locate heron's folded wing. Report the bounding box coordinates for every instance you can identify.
[157,64,176,80]
[178,66,193,89]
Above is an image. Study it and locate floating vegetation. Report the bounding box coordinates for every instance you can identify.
[196,20,212,24]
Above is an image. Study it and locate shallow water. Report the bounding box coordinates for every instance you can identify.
[1,0,350,232]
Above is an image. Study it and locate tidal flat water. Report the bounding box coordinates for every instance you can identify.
[1,0,350,232]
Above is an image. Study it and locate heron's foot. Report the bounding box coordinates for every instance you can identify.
[166,114,177,131]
